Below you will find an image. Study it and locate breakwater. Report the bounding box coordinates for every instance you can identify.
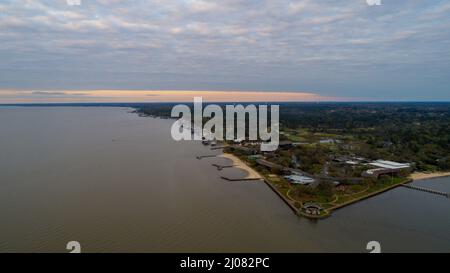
[401,184,450,198]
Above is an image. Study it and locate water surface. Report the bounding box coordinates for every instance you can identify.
[0,107,449,252]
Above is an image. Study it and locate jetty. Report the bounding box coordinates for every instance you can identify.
[401,184,450,198]
[219,153,263,180]
[196,155,217,160]
[212,164,235,170]
[220,176,263,182]
[210,146,228,150]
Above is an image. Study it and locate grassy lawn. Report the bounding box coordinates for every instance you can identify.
[233,151,410,219]
[330,177,408,207]
[267,176,290,196]
[267,172,409,213]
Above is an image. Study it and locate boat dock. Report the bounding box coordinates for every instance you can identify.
[401,184,450,198]
[220,176,263,182]
[210,146,228,150]
[196,155,217,160]
[212,164,235,170]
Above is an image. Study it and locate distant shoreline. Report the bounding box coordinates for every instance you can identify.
[1,101,450,107]
[410,172,450,181]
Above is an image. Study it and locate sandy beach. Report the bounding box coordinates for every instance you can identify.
[410,172,450,181]
[219,153,263,179]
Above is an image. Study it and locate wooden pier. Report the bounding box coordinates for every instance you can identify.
[401,184,450,198]
[196,155,217,160]
[220,176,264,182]
[212,164,235,170]
[210,146,228,150]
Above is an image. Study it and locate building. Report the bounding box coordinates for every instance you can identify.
[362,160,412,178]
[333,156,368,165]
[368,160,411,170]
[284,174,315,185]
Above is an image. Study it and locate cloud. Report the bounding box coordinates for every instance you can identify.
[31,91,90,98]
[0,1,449,100]
[31,91,72,96]
[185,0,220,13]
[0,90,345,103]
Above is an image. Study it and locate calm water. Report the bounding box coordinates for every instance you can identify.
[0,107,449,253]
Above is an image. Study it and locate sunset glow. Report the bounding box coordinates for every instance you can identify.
[0,90,342,103]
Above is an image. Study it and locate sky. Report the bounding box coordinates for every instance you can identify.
[0,0,449,102]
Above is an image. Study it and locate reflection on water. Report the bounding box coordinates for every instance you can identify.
[0,107,449,252]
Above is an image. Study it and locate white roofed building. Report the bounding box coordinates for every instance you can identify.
[368,160,411,169]
[284,174,315,185]
[363,160,412,178]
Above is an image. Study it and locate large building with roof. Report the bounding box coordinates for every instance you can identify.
[284,174,315,185]
[362,160,412,178]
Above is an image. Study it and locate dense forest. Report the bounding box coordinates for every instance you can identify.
[279,103,450,171]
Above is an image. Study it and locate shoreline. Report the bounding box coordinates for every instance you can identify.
[410,172,450,181]
[219,152,449,220]
[219,153,263,180]
[220,153,300,214]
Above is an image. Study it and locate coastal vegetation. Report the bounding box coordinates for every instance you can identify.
[136,102,450,218]
[227,149,411,218]
[137,102,450,172]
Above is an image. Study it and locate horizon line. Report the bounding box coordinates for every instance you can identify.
[1,100,450,106]
[1,90,449,103]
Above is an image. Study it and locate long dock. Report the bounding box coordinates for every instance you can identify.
[220,176,263,182]
[212,164,235,170]
[196,155,217,160]
[401,184,450,198]
[210,146,228,150]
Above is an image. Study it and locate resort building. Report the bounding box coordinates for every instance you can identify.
[368,160,411,169]
[362,160,412,178]
[284,174,315,185]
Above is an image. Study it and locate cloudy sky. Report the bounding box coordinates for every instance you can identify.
[0,0,449,102]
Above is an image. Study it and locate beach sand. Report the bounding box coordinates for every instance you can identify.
[410,172,450,181]
[219,153,263,179]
